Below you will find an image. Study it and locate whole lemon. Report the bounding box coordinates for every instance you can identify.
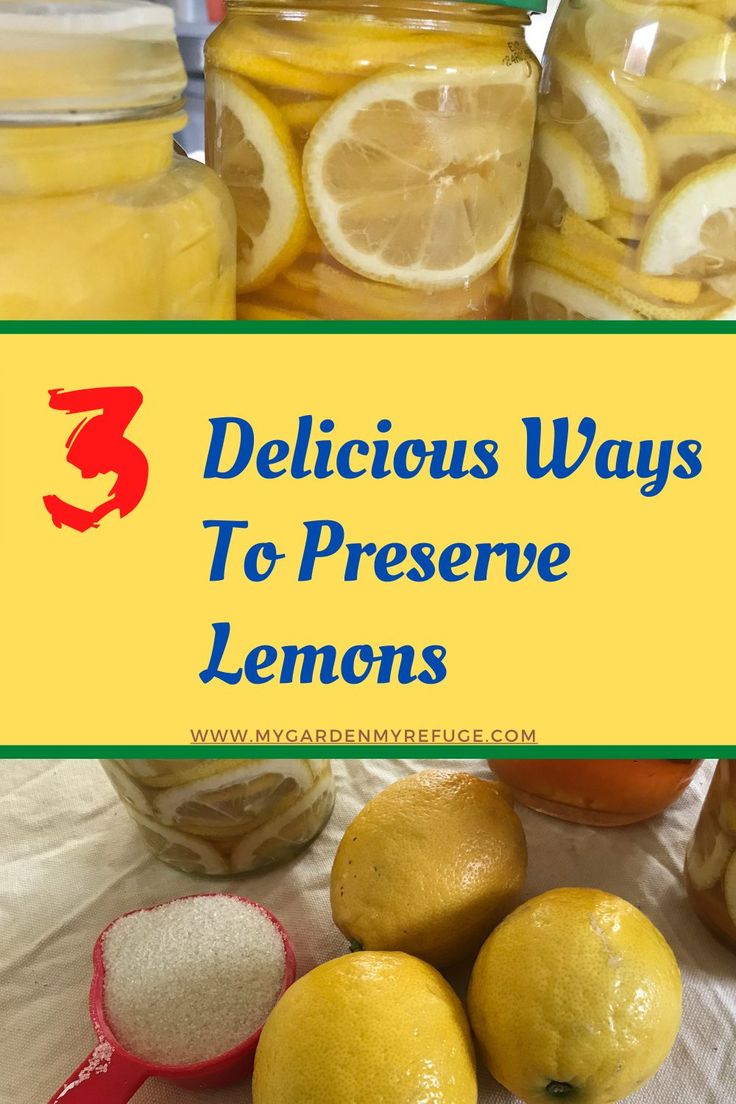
[468,887,682,1104]
[252,951,477,1104]
[330,769,527,967]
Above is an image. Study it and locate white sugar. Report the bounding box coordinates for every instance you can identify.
[102,896,286,1066]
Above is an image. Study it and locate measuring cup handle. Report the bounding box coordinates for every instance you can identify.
[46,1044,148,1103]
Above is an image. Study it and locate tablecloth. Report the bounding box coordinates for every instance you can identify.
[2,758,734,1104]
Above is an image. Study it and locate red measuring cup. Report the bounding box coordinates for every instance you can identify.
[47,893,296,1102]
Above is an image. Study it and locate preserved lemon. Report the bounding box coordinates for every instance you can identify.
[516,0,736,319]
[0,1,235,320]
[206,0,543,320]
[100,759,335,874]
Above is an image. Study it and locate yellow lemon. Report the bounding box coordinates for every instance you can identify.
[252,951,477,1104]
[513,261,638,320]
[205,70,309,291]
[330,770,527,967]
[543,52,658,205]
[302,50,538,290]
[468,887,682,1104]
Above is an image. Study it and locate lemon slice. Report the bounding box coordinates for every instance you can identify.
[497,227,520,297]
[129,810,229,875]
[282,258,504,319]
[655,114,736,183]
[231,771,335,872]
[153,760,316,836]
[597,208,649,241]
[698,0,736,17]
[569,0,724,68]
[658,32,736,103]
[725,852,736,925]
[206,24,356,96]
[206,70,308,291]
[528,123,609,222]
[119,759,240,789]
[611,70,723,119]
[687,821,734,889]
[279,99,332,129]
[639,152,736,275]
[545,52,659,204]
[239,301,316,320]
[302,54,538,290]
[559,211,702,301]
[221,19,476,77]
[513,261,637,319]
[522,225,715,316]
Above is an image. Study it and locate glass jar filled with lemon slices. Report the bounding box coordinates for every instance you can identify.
[100,759,336,875]
[204,0,544,321]
[0,1,236,320]
[513,0,736,321]
[685,761,736,952]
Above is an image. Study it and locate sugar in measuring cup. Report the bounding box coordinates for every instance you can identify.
[47,893,296,1101]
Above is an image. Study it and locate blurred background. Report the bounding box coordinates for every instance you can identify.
[157,0,560,158]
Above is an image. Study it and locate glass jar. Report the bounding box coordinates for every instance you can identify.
[490,759,703,825]
[101,758,335,874]
[205,0,543,321]
[513,0,736,321]
[0,1,236,320]
[685,761,736,952]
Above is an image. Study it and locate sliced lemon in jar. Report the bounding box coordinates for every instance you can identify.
[206,24,356,97]
[545,52,659,205]
[597,208,649,241]
[655,114,736,183]
[559,210,702,301]
[611,70,724,120]
[302,52,538,290]
[497,227,520,297]
[153,760,316,836]
[119,759,240,789]
[527,123,609,222]
[513,261,638,320]
[687,818,735,889]
[522,224,715,316]
[279,99,333,129]
[206,70,309,291]
[224,20,478,77]
[657,34,736,103]
[697,0,736,18]
[129,810,229,875]
[239,301,317,320]
[582,0,719,65]
[725,852,736,924]
[566,0,723,69]
[231,773,335,872]
[639,152,736,275]
[283,258,504,319]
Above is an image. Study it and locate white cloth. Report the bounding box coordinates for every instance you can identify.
[2,758,734,1104]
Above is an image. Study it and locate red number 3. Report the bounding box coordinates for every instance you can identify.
[43,387,149,533]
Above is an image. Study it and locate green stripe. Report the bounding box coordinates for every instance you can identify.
[1,745,731,758]
[1,321,736,334]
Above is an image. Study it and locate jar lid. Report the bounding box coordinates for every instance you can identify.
[0,1,187,121]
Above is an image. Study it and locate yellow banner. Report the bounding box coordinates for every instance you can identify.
[0,336,730,747]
